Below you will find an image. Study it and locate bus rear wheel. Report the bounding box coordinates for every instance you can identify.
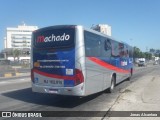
[128,68,133,81]
[108,75,116,93]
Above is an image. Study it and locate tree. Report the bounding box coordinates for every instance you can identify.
[149,48,155,53]
[12,49,21,62]
[133,46,152,60]
[139,52,145,58]
[133,46,141,58]
[144,52,152,60]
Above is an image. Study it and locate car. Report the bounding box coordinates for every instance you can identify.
[138,60,146,67]
[153,61,158,65]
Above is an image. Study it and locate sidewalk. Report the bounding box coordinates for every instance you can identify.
[104,67,160,120]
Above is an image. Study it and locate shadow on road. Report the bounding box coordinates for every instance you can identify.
[2,87,105,108]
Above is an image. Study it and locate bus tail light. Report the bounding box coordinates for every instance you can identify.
[75,69,84,86]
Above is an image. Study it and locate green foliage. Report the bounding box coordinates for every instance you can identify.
[149,48,160,57]
[12,49,21,61]
[133,46,152,60]
[144,52,152,60]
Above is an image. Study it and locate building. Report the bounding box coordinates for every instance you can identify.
[91,24,112,36]
[4,23,38,48]
[3,23,38,63]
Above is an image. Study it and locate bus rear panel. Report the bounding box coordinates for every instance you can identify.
[31,25,85,96]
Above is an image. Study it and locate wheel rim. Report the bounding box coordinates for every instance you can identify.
[110,77,115,90]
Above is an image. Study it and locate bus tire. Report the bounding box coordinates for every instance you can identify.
[128,68,133,81]
[108,75,116,93]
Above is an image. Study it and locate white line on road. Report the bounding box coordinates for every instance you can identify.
[0,78,30,85]
[0,81,9,84]
[0,87,30,95]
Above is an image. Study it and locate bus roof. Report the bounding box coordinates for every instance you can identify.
[33,25,77,33]
[33,25,132,47]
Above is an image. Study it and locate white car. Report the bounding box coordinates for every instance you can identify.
[138,60,146,67]
[153,61,158,65]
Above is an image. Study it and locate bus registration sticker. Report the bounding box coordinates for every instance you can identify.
[66,69,73,75]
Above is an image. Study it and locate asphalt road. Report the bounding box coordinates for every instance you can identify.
[0,65,159,120]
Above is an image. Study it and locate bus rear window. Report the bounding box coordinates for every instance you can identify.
[33,28,75,48]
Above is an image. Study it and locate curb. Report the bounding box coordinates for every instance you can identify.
[0,72,26,78]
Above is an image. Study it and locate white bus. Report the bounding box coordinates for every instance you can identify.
[31,25,133,96]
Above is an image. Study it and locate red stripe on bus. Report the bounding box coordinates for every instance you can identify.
[88,57,130,73]
[33,69,75,80]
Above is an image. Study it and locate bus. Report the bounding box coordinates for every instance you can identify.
[31,25,133,96]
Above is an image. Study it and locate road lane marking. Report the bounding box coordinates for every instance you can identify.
[0,78,29,83]
[0,81,9,84]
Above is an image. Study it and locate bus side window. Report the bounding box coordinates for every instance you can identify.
[119,43,124,57]
[102,39,111,57]
[105,39,111,50]
[111,41,120,57]
[129,47,133,57]
[84,31,101,57]
[124,45,129,57]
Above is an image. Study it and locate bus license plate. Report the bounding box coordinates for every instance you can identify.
[44,80,64,87]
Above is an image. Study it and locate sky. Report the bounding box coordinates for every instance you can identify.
[0,0,160,52]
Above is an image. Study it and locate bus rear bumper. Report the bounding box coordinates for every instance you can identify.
[32,83,85,96]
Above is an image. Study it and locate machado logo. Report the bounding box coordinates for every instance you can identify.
[37,33,70,43]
